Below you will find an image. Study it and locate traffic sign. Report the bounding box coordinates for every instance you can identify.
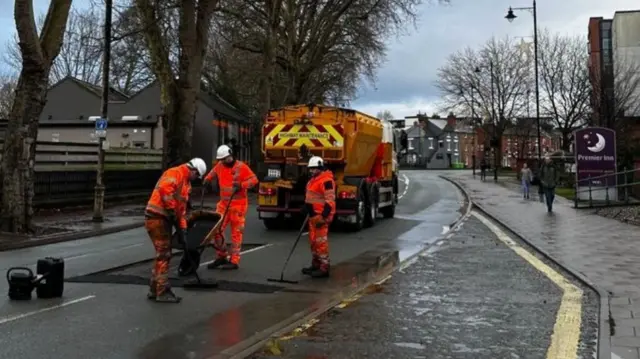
[95,130,107,138]
[95,118,108,131]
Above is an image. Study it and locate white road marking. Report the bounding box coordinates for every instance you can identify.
[65,243,145,261]
[398,173,410,199]
[200,243,274,266]
[0,295,96,325]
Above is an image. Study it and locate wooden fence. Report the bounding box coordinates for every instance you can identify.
[0,141,163,171]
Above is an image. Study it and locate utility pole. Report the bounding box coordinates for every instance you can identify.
[489,60,498,182]
[93,0,112,222]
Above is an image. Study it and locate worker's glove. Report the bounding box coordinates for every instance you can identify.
[232,183,241,193]
[315,218,326,229]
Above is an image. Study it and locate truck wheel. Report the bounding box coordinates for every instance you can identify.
[263,218,283,230]
[380,202,395,218]
[347,191,365,232]
[364,184,378,228]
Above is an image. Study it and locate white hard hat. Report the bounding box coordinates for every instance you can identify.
[216,145,232,159]
[187,157,207,178]
[308,156,324,168]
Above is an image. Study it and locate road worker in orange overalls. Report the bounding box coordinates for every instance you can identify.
[202,145,258,270]
[301,156,336,278]
[144,157,207,303]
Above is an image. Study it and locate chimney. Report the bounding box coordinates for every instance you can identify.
[446,112,456,127]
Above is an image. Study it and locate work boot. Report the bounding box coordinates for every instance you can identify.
[310,267,330,278]
[207,258,229,270]
[147,280,157,300]
[155,289,182,303]
[301,265,319,275]
[219,262,239,270]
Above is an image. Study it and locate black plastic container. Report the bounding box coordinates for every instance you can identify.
[36,257,64,299]
[7,267,36,300]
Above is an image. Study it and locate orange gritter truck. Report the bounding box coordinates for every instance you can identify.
[256,103,400,231]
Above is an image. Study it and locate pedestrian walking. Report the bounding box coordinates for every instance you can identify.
[520,163,533,199]
[480,159,487,181]
[539,156,560,212]
[203,145,258,270]
[144,158,207,303]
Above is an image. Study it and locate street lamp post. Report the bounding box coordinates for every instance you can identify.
[93,0,112,222]
[505,1,542,164]
[470,84,476,177]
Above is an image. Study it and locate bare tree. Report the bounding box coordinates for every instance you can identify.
[134,0,218,167]
[109,6,154,94]
[437,36,531,156]
[377,110,395,122]
[537,30,591,150]
[1,0,72,233]
[0,73,17,119]
[3,6,153,94]
[4,9,102,84]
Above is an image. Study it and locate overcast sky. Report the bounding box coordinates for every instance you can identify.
[1,0,638,119]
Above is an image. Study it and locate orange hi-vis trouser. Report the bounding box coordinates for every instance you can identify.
[308,215,330,271]
[145,217,173,295]
[214,200,248,264]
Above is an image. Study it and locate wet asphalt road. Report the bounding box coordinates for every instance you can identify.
[0,171,466,359]
[251,212,599,359]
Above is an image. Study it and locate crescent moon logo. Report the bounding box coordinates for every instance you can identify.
[587,133,606,153]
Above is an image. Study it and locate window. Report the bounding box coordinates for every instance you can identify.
[603,38,611,49]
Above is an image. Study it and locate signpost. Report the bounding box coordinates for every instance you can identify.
[573,127,617,201]
[95,118,107,138]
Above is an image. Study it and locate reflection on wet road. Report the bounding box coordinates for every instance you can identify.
[250,212,599,359]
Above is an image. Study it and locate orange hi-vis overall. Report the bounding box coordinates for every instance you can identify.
[144,164,192,294]
[305,170,336,271]
[203,160,258,264]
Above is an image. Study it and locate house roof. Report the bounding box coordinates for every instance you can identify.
[197,90,250,124]
[49,76,130,102]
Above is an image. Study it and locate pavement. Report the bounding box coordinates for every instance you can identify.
[446,171,640,359]
[0,204,147,251]
[249,212,598,359]
[0,171,466,359]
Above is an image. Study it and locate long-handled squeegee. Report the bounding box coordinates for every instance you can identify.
[267,215,309,284]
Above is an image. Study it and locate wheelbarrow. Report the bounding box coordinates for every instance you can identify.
[171,188,235,289]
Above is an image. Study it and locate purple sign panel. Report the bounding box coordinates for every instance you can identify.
[573,127,617,187]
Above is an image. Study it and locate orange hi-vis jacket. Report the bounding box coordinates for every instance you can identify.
[145,164,192,229]
[305,170,336,219]
[204,160,258,205]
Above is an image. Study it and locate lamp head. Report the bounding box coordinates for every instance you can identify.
[505,7,517,22]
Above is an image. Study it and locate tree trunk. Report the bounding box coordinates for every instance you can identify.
[561,131,571,152]
[0,0,71,234]
[135,0,216,168]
